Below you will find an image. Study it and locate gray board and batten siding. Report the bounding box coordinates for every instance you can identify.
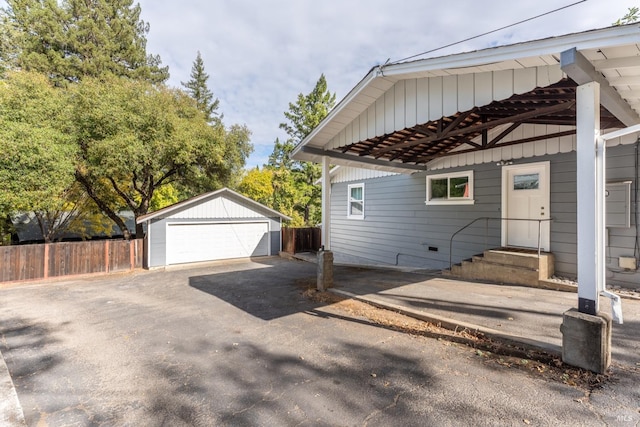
[329,143,640,288]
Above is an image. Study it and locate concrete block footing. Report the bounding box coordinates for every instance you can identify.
[560,308,612,373]
[317,250,334,291]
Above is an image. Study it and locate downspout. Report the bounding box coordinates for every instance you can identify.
[146,219,151,269]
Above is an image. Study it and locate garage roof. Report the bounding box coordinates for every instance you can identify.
[136,188,292,223]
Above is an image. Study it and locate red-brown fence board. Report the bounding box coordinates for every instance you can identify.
[48,240,106,277]
[109,239,137,272]
[281,227,321,254]
[0,239,143,283]
[0,244,45,282]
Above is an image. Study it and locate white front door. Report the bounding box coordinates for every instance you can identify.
[501,161,550,251]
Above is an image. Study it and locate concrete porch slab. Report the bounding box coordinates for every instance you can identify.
[322,266,640,368]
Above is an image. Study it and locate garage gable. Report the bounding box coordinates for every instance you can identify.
[169,196,269,220]
[137,188,291,223]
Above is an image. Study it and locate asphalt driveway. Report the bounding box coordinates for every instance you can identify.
[1,257,638,426]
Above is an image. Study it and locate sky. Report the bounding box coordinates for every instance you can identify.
[5,0,637,169]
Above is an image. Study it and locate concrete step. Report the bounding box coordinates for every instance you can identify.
[482,250,540,269]
[484,249,554,279]
[453,260,540,287]
[444,248,556,288]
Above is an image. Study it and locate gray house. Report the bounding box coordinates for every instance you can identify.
[292,24,640,292]
[136,188,290,267]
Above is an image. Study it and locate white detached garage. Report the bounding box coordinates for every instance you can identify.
[137,188,291,267]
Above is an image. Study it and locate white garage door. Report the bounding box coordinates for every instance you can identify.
[166,222,269,265]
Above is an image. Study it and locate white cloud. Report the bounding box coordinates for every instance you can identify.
[136,0,638,168]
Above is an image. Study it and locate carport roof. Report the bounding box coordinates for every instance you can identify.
[291,24,640,172]
[136,188,292,223]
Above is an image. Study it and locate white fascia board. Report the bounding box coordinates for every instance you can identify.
[292,68,382,158]
[136,188,292,223]
[296,151,419,175]
[601,124,640,141]
[381,25,640,78]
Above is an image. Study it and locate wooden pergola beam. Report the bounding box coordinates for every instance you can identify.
[370,101,576,157]
[410,129,576,163]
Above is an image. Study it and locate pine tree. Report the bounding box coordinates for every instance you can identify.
[280,74,336,144]
[613,5,639,25]
[269,74,336,225]
[3,0,168,84]
[181,51,221,124]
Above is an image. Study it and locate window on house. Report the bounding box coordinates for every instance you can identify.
[348,183,364,219]
[426,171,474,205]
[513,173,539,190]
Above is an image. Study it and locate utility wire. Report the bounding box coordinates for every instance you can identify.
[388,0,588,65]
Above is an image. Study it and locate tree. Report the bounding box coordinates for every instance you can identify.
[70,76,231,237]
[614,5,639,25]
[149,183,180,212]
[268,137,295,170]
[280,74,336,144]
[238,167,275,207]
[31,182,113,242]
[178,51,252,197]
[0,71,76,219]
[181,51,221,124]
[2,0,168,84]
[267,137,302,224]
[221,124,253,187]
[0,70,119,243]
[0,7,20,74]
[269,74,336,225]
[1,2,254,239]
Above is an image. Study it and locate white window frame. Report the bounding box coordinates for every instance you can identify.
[425,171,475,205]
[347,183,365,219]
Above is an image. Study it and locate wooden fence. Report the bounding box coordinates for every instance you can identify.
[282,227,321,254]
[0,239,143,284]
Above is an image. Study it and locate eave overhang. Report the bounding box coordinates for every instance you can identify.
[292,24,640,171]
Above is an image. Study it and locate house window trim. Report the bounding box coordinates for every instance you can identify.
[347,183,365,220]
[425,171,475,206]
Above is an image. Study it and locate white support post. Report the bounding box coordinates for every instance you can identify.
[321,156,331,250]
[576,81,602,315]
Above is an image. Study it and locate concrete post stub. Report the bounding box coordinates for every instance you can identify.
[560,308,612,373]
[317,250,334,291]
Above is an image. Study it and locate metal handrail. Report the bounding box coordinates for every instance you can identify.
[448,217,554,270]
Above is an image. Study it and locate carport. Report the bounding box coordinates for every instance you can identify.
[292,24,640,372]
[137,188,291,267]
